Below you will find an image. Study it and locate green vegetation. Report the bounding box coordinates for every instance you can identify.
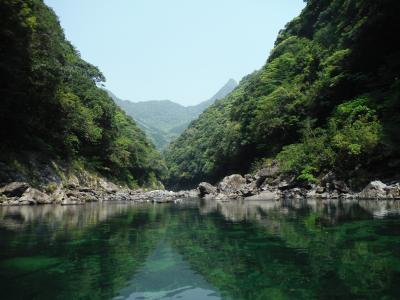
[0,0,166,187]
[109,79,237,150]
[165,0,400,189]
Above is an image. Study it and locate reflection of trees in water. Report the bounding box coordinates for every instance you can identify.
[1,200,400,299]
[0,203,155,231]
[0,204,171,300]
[199,199,400,224]
[171,199,400,300]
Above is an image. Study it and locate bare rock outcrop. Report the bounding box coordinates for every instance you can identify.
[0,182,30,197]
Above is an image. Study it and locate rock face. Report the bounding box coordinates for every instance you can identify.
[0,182,30,197]
[197,171,400,202]
[358,181,400,199]
[245,190,280,201]
[0,180,197,206]
[359,181,388,199]
[386,183,400,199]
[198,182,217,197]
[218,174,246,194]
[19,188,52,204]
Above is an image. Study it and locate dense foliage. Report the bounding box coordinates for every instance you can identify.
[108,79,237,150]
[0,0,166,187]
[165,0,400,189]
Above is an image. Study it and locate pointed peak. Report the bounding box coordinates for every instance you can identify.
[226,78,237,86]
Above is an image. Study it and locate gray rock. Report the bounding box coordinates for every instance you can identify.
[329,191,340,199]
[255,163,279,179]
[307,189,318,198]
[198,182,217,198]
[277,180,292,190]
[61,197,84,205]
[51,186,66,203]
[332,180,350,193]
[385,183,400,199]
[98,178,119,193]
[284,188,306,199]
[240,181,259,197]
[218,174,246,194]
[67,176,80,189]
[19,188,52,204]
[359,181,387,199]
[244,174,255,183]
[316,192,330,199]
[245,190,280,201]
[0,182,30,197]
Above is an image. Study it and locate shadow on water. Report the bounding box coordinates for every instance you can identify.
[1,199,400,299]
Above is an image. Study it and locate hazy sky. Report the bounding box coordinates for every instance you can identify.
[44,0,305,106]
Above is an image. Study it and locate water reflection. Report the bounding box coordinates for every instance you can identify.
[114,239,221,300]
[0,199,399,300]
[0,202,153,231]
[199,198,400,223]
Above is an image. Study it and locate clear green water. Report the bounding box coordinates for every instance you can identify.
[1,199,400,300]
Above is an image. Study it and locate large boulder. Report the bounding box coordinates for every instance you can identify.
[198,182,217,198]
[359,181,387,199]
[0,182,30,197]
[218,174,246,194]
[19,188,52,204]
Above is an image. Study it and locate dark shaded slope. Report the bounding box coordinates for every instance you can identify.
[0,0,165,187]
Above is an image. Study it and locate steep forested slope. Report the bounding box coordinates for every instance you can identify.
[109,79,237,150]
[0,0,165,187]
[166,0,400,189]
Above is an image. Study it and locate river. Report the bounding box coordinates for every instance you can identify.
[1,199,400,299]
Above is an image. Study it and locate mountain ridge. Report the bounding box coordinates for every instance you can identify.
[108,79,237,149]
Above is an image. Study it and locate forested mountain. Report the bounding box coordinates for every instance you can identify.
[0,0,166,187]
[109,79,237,150]
[165,0,400,189]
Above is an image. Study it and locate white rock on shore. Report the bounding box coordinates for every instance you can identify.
[0,181,197,206]
[196,174,400,202]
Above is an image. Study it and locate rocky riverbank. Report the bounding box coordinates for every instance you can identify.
[197,168,400,201]
[0,181,196,206]
[2,165,400,206]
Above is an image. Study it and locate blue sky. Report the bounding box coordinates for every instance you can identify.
[44,0,305,106]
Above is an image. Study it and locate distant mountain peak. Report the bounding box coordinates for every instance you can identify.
[210,78,237,101]
[189,79,237,113]
[108,79,237,150]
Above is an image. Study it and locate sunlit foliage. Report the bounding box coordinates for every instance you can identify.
[165,0,400,189]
